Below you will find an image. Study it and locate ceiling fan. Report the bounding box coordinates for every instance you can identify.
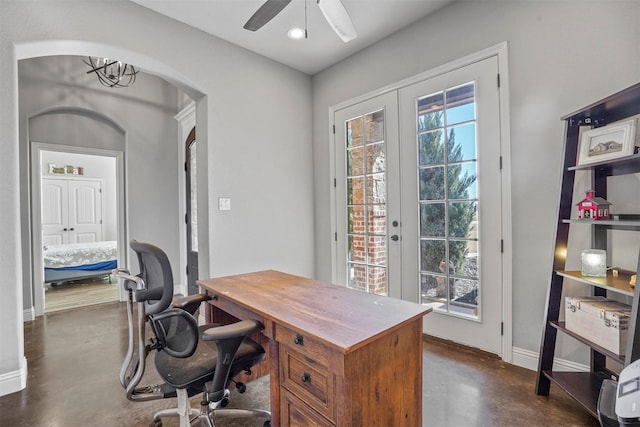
[243,0,357,43]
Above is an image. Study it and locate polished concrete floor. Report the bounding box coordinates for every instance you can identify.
[0,302,599,427]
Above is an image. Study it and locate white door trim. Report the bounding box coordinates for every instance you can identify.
[30,142,127,317]
[329,42,513,362]
[175,100,196,298]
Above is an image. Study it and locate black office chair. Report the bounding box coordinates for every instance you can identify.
[114,239,270,427]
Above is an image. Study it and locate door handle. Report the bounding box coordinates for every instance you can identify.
[63,228,68,231]
[69,228,74,231]
[390,235,399,241]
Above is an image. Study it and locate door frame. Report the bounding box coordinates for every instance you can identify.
[329,42,513,361]
[30,142,127,316]
[175,101,196,298]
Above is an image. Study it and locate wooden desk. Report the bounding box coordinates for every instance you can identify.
[198,270,431,427]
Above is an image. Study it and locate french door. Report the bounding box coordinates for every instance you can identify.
[334,56,503,354]
[334,92,401,299]
[399,56,502,354]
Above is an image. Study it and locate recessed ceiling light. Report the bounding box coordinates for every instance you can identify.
[287,28,306,40]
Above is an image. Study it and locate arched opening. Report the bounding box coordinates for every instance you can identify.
[16,46,206,320]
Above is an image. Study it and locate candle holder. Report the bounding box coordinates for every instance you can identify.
[581,249,607,277]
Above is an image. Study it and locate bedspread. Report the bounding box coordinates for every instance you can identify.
[44,241,117,269]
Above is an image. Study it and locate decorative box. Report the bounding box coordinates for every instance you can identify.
[565,296,631,355]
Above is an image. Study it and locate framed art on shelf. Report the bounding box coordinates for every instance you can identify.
[577,118,637,166]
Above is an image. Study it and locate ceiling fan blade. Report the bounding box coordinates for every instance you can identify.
[317,0,357,42]
[244,0,292,31]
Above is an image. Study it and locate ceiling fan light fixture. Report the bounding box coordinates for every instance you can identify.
[288,27,306,40]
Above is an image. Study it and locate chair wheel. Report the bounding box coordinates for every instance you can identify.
[236,382,247,393]
[263,421,271,427]
[150,419,162,427]
[221,396,229,407]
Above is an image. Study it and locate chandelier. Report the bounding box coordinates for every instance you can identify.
[83,57,139,88]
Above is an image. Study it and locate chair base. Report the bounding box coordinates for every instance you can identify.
[150,389,271,427]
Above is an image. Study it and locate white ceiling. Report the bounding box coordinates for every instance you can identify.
[130,0,455,75]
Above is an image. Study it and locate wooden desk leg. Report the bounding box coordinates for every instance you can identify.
[269,339,281,427]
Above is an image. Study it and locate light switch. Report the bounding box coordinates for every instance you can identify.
[218,197,231,211]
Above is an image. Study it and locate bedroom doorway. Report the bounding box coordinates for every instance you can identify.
[32,144,125,315]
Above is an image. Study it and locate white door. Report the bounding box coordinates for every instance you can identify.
[399,56,503,354]
[42,178,103,246]
[334,92,401,299]
[68,179,103,243]
[42,179,68,246]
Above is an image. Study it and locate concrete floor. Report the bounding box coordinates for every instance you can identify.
[0,302,599,426]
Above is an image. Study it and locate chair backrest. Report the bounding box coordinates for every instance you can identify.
[130,239,174,315]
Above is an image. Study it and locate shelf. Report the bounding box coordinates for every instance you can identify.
[542,370,613,418]
[562,218,640,228]
[556,270,635,297]
[568,153,640,172]
[550,321,625,364]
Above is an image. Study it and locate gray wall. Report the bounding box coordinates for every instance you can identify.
[311,0,640,358]
[0,0,313,394]
[20,55,180,312]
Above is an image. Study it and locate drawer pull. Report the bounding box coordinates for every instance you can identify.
[294,334,304,346]
[301,372,311,383]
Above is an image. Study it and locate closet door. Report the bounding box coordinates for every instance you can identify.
[41,178,103,245]
[42,178,69,246]
[68,179,103,243]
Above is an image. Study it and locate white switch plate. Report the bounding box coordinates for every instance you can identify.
[218,197,231,211]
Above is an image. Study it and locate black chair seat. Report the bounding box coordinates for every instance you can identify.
[156,331,264,390]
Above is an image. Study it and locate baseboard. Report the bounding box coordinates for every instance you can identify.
[23,307,35,322]
[512,346,588,372]
[0,357,27,397]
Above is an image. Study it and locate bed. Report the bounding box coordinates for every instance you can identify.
[44,240,118,286]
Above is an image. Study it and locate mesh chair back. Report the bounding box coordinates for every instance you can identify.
[130,239,175,315]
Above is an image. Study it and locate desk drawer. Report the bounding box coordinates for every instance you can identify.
[280,345,336,423]
[281,388,334,427]
[274,323,338,366]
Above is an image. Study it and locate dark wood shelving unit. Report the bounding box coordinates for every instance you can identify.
[535,82,640,418]
[550,321,625,364]
[542,370,612,418]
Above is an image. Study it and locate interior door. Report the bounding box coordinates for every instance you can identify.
[41,178,103,245]
[334,92,401,299]
[68,179,103,243]
[399,56,503,354]
[185,127,199,295]
[42,178,69,246]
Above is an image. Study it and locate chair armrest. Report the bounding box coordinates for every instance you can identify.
[202,319,263,341]
[113,269,145,291]
[172,293,211,315]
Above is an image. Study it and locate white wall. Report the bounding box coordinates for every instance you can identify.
[0,0,314,396]
[311,0,640,361]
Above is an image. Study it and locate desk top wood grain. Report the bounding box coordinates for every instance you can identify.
[198,270,430,353]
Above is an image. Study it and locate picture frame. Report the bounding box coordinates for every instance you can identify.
[577,118,638,166]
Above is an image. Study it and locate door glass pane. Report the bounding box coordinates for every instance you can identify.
[345,109,388,296]
[189,141,198,252]
[417,82,479,319]
[418,130,444,165]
